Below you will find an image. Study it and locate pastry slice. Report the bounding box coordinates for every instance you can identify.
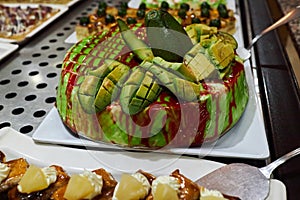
[7,165,69,200]
[0,156,28,195]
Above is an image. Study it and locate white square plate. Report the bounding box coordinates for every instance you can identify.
[33,57,269,159]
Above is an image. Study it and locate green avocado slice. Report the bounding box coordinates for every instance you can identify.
[120,67,162,115]
[152,57,197,82]
[94,62,130,112]
[77,59,130,113]
[208,40,235,70]
[141,61,201,101]
[77,61,113,114]
[184,43,219,82]
[117,19,154,61]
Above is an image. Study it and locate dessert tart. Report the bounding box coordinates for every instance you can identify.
[0,0,72,4]
[0,150,239,200]
[0,4,60,41]
[75,1,236,41]
[141,0,226,9]
[56,9,248,149]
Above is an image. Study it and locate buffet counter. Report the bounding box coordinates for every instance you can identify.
[241,0,300,199]
[0,0,299,199]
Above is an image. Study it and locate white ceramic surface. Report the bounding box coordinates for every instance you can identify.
[0,127,286,200]
[0,43,18,61]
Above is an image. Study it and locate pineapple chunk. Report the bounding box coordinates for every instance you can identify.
[153,183,179,200]
[114,173,148,200]
[63,174,94,200]
[17,165,48,193]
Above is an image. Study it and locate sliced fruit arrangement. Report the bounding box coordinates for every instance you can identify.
[119,67,162,115]
[76,10,237,117]
[0,151,239,200]
[56,7,248,148]
[78,59,130,113]
[75,0,236,41]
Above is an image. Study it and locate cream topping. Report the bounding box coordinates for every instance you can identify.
[151,176,180,195]
[0,162,10,183]
[131,172,151,195]
[200,187,228,199]
[81,170,103,199]
[42,166,58,185]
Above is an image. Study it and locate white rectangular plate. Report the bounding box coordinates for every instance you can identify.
[0,3,68,43]
[0,127,286,200]
[32,70,269,159]
[32,57,269,159]
[0,43,18,61]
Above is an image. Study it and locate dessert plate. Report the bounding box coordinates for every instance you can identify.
[33,58,269,159]
[0,127,286,200]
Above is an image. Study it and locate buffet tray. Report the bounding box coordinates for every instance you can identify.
[0,127,286,200]
[0,3,68,43]
[64,0,237,44]
[0,0,79,6]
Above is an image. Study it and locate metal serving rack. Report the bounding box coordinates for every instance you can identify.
[0,0,124,135]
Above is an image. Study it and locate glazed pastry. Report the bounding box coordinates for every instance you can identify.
[0,157,28,195]
[0,151,239,200]
[7,165,69,200]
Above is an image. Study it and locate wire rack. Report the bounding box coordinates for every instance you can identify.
[0,0,125,136]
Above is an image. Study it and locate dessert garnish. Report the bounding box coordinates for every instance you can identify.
[151,175,180,200]
[200,187,229,200]
[17,165,57,194]
[63,170,103,200]
[113,172,151,200]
